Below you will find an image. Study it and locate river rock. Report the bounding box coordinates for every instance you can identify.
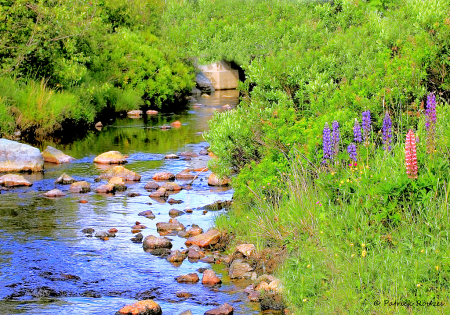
[99,166,140,181]
[142,235,172,250]
[204,303,233,315]
[127,110,143,117]
[179,151,198,158]
[156,218,185,232]
[196,72,215,93]
[175,170,195,180]
[160,125,171,130]
[200,256,215,263]
[169,209,184,217]
[95,121,103,128]
[131,233,143,243]
[235,244,256,258]
[95,184,115,194]
[255,281,270,291]
[116,299,162,315]
[0,174,32,187]
[149,187,167,198]
[132,221,147,230]
[144,181,160,191]
[178,310,193,314]
[94,151,127,164]
[138,210,156,219]
[199,149,208,155]
[167,250,186,263]
[167,198,183,205]
[149,248,172,257]
[207,173,231,186]
[185,229,221,248]
[82,228,95,234]
[42,146,75,164]
[229,259,253,279]
[256,274,276,284]
[175,273,199,283]
[152,172,175,181]
[108,177,127,191]
[69,181,91,193]
[161,182,181,191]
[187,245,205,260]
[222,104,232,110]
[202,269,221,285]
[171,121,182,128]
[55,173,76,184]
[43,189,65,198]
[185,225,203,237]
[0,139,44,172]
[165,154,179,159]
[146,110,158,115]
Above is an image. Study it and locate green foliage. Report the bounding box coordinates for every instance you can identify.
[0,0,194,135]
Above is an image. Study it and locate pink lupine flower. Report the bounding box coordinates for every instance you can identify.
[405,129,418,179]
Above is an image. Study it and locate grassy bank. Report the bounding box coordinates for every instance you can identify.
[216,101,450,313]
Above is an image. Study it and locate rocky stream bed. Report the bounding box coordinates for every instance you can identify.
[0,92,287,315]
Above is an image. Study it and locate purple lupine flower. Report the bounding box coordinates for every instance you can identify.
[347,143,357,162]
[322,122,333,164]
[425,93,436,129]
[362,110,371,145]
[332,120,340,157]
[425,93,437,153]
[382,111,392,151]
[353,119,362,143]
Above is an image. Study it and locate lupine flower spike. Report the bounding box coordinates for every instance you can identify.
[405,129,418,179]
[362,110,371,146]
[425,93,436,153]
[382,112,392,151]
[332,120,340,157]
[347,143,357,162]
[322,123,333,164]
[353,119,362,143]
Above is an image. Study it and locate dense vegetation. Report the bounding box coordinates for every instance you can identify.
[3,0,450,312]
[0,0,195,136]
[161,0,450,313]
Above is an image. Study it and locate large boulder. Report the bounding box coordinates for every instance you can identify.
[0,174,32,187]
[94,151,127,164]
[99,166,140,181]
[0,139,44,172]
[196,72,215,93]
[185,230,221,248]
[116,300,162,315]
[42,146,74,164]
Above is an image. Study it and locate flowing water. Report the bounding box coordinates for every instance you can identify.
[0,91,262,314]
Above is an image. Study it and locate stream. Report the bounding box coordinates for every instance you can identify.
[0,90,262,314]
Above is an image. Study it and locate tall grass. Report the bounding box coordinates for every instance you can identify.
[0,77,96,136]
